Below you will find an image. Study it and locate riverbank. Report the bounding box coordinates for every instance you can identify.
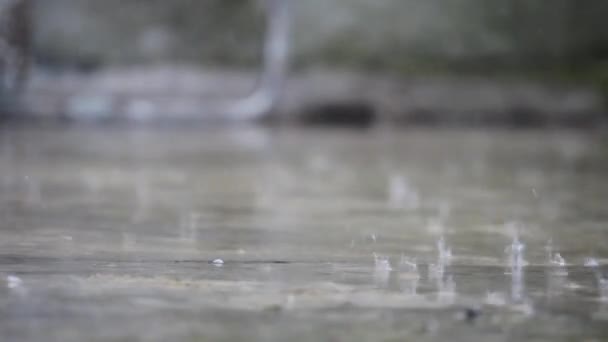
[13,65,606,127]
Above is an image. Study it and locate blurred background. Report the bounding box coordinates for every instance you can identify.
[0,0,607,125]
[3,2,608,341]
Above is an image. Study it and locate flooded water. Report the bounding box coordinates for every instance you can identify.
[1,124,608,341]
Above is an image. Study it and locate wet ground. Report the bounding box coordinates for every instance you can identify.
[1,124,608,341]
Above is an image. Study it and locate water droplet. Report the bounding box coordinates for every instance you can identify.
[372,253,392,288]
[585,257,599,268]
[550,253,566,267]
[6,275,22,289]
[373,253,392,271]
[399,255,418,274]
[599,278,608,301]
[505,232,526,301]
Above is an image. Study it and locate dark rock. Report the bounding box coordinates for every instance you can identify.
[462,307,481,323]
[298,101,376,128]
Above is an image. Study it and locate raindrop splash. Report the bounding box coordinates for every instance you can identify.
[437,236,452,267]
[398,254,420,295]
[6,275,22,289]
[399,254,419,275]
[373,253,392,272]
[599,278,608,302]
[551,253,566,267]
[505,228,526,302]
[545,240,567,276]
[584,257,599,268]
[373,253,392,288]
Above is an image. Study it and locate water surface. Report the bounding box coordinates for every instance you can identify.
[1,125,608,341]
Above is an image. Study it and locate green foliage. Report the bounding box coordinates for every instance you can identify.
[33,0,265,67]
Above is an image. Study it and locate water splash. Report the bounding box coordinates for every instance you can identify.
[427,235,455,302]
[582,257,608,301]
[5,275,26,296]
[430,235,452,279]
[505,232,526,271]
[505,231,526,302]
[599,278,608,302]
[399,254,419,275]
[584,257,599,268]
[397,255,420,295]
[373,253,393,271]
[437,236,452,266]
[550,253,566,267]
[545,240,568,276]
[373,253,392,288]
[6,275,22,289]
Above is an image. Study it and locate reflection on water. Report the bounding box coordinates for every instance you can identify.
[1,125,608,341]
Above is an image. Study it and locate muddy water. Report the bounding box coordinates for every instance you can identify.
[1,125,608,341]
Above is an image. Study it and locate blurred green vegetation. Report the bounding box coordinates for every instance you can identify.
[32,0,265,68]
[31,0,608,100]
[292,0,608,101]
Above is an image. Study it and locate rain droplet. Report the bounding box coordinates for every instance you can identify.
[6,275,22,289]
[585,257,599,268]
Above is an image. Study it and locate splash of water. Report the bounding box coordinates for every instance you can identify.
[6,275,22,289]
[399,254,419,275]
[437,236,452,266]
[584,257,599,268]
[370,233,377,244]
[545,240,568,276]
[599,278,608,301]
[373,253,392,271]
[585,259,608,301]
[505,232,526,271]
[430,234,452,276]
[505,231,526,302]
[398,255,420,295]
[582,257,608,300]
[427,235,455,302]
[550,253,566,267]
[373,253,392,288]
